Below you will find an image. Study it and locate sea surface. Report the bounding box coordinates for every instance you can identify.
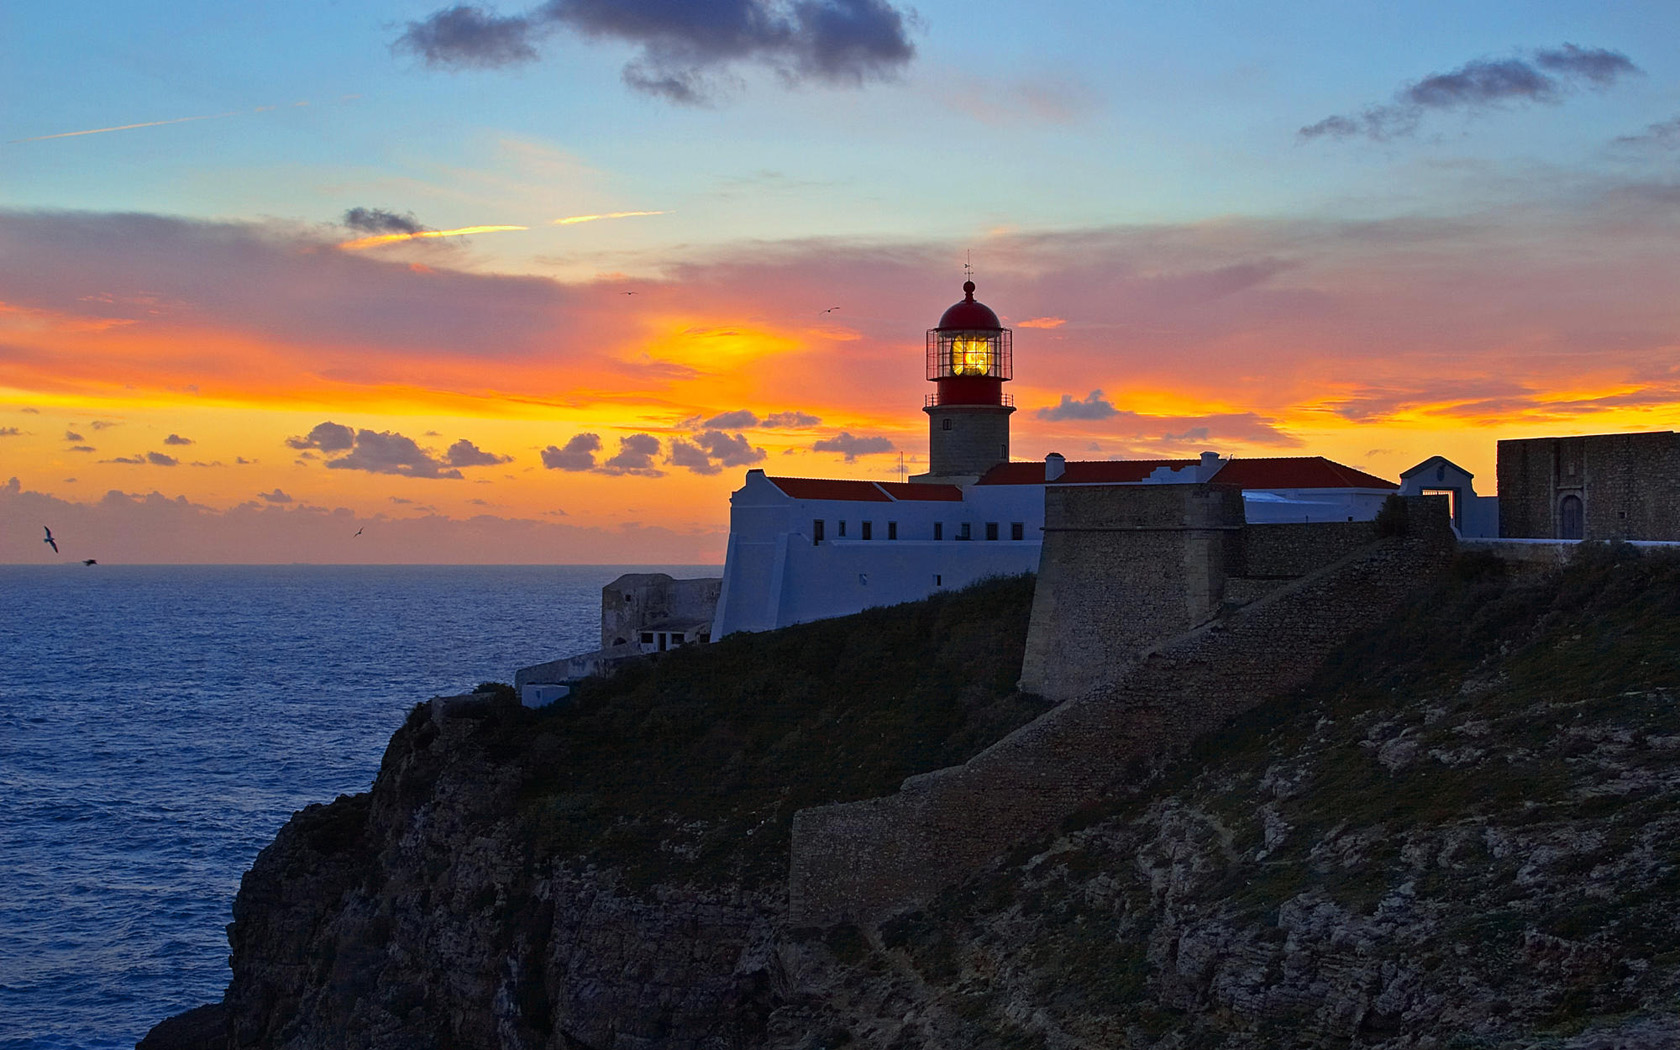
[0,564,716,1050]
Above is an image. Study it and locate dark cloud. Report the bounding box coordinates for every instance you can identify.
[445,438,514,467]
[393,5,543,69]
[1301,45,1639,141]
[599,433,664,476]
[89,420,118,430]
[670,430,766,474]
[0,427,20,437]
[541,433,601,471]
[668,438,720,474]
[396,0,916,104]
[286,421,355,452]
[761,410,821,427]
[236,457,253,465]
[1162,426,1210,443]
[259,488,293,503]
[702,409,759,429]
[327,430,463,479]
[69,445,95,453]
[65,430,84,442]
[1037,390,1118,422]
[1615,115,1680,149]
[162,433,193,446]
[812,431,893,460]
[147,452,179,466]
[101,455,144,464]
[390,496,414,504]
[1534,44,1639,85]
[342,207,429,236]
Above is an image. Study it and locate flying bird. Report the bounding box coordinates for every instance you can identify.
[354,527,364,537]
[622,290,636,296]
[42,526,57,553]
[83,559,97,566]
[821,306,840,314]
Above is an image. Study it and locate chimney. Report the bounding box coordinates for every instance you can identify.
[1045,452,1066,482]
[1199,451,1222,480]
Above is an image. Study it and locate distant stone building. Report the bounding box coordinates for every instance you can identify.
[1497,431,1680,541]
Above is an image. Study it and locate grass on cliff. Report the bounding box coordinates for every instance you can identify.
[898,543,1680,1046]
[481,573,1047,887]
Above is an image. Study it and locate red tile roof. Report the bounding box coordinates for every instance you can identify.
[876,481,965,501]
[976,456,1396,490]
[1213,457,1397,490]
[767,477,893,501]
[976,460,1197,485]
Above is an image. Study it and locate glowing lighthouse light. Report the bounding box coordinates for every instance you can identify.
[951,335,995,376]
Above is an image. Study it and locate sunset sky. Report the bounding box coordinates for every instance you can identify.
[5,0,1680,563]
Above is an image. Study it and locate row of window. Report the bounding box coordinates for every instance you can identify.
[812,519,1026,544]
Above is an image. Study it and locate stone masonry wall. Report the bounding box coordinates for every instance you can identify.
[789,496,1454,926]
[1241,521,1376,578]
[1018,484,1245,702]
[1499,431,1680,541]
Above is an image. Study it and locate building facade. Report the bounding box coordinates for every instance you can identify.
[1498,431,1680,541]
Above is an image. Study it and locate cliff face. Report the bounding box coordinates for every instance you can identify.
[157,554,1680,1049]
[226,711,782,1048]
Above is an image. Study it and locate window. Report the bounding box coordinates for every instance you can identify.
[933,522,943,540]
[658,633,668,652]
[812,519,824,544]
[861,521,873,540]
[934,574,943,586]
[1011,522,1024,541]
[986,522,999,541]
[959,522,972,541]
[942,418,952,431]
[888,521,897,540]
[838,520,847,537]
[640,632,654,645]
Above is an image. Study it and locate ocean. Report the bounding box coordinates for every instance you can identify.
[0,564,716,1050]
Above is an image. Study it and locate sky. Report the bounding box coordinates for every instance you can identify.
[4,0,1680,563]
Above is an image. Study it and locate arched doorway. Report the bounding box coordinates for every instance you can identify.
[1559,495,1584,540]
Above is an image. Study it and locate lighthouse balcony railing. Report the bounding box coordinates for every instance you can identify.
[925,392,1014,408]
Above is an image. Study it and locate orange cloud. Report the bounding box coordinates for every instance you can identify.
[337,225,529,251]
[552,210,666,226]
[1017,316,1066,329]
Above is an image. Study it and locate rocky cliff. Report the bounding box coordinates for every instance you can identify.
[146,552,1680,1049]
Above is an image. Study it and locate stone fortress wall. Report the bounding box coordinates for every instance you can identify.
[1498,431,1680,542]
[788,491,1454,926]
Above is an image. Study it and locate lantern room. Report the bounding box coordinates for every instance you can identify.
[926,280,1013,407]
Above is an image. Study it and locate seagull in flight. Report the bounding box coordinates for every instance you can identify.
[42,526,57,553]
[820,306,840,314]
[354,527,364,537]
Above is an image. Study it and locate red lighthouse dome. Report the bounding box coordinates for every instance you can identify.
[938,280,1002,329]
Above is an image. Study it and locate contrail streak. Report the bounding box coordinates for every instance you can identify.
[9,111,245,144]
[552,210,667,226]
[8,99,333,145]
[337,225,529,251]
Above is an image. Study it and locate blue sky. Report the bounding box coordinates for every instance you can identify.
[5,0,1680,561]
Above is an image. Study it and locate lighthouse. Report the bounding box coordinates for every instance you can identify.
[913,279,1015,483]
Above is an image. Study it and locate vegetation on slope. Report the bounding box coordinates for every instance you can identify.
[471,573,1046,887]
[787,545,1680,1048]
